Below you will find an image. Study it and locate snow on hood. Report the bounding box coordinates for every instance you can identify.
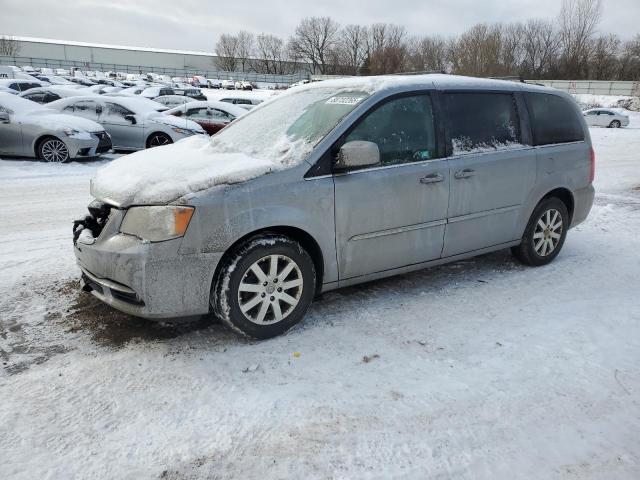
[91,136,274,206]
[25,110,103,132]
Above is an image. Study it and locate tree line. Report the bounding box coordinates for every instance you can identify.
[214,0,640,80]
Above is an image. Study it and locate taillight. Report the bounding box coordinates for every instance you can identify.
[589,147,595,183]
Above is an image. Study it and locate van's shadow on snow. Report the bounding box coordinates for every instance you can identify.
[58,249,522,348]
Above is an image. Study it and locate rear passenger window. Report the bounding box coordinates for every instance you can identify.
[345,94,438,166]
[525,93,584,146]
[445,93,521,154]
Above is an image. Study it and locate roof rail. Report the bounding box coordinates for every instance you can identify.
[389,70,447,76]
[488,75,525,83]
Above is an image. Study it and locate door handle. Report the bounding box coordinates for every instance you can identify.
[419,173,444,184]
[454,169,477,179]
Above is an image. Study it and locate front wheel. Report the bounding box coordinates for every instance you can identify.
[38,137,70,163]
[146,132,173,148]
[609,120,621,128]
[511,197,569,266]
[212,235,316,339]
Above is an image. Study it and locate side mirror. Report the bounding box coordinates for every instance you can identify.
[0,112,9,124]
[335,141,380,170]
[124,114,137,125]
[96,106,103,115]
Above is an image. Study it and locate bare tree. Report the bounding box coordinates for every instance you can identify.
[589,34,620,79]
[449,23,503,76]
[290,17,340,74]
[253,34,292,75]
[618,34,640,81]
[408,35,449,72]
[0,36,21,57]
[520,19,562,78]
[337,24,368,75]
[215,34,239,71]
[558,0,603,78]
[363,24,409,74]
[236,31,255,73]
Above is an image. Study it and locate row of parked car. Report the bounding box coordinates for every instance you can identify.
[0,68,260,162]
[12,65,257,90]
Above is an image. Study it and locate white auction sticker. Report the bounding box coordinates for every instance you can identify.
[326,96,365,105]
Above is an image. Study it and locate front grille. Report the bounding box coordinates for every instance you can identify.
[92,131,112,153]
[73,201,112,244]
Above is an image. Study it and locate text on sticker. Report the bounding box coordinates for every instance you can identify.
[326,97,365,105]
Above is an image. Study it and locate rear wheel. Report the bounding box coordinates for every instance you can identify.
[609,120,621,128]
[212,235,316,339]
[38,137,70,163]
[146,132,172,148]
[511,197,569,266]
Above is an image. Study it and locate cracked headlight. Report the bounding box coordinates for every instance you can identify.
[120,206,194,242]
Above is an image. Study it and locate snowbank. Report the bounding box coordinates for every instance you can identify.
[573,93,640,112]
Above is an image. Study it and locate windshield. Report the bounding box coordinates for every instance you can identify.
[211,88,369,165]
[0,92,45,113]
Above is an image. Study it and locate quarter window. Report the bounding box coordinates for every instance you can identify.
[344,94,438,166]
[525,93,584,146]
[445,92,521,154]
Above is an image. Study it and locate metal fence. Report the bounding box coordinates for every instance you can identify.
[3,54,640,94]
[528,80,640,96]
[0,55,309,85]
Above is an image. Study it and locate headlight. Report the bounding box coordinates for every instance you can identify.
[120,206,194,242]
[172,127,196,136]
[63,128,91,139]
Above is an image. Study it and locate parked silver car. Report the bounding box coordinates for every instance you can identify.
[583,108,629,128]
[47,95,205,150]
[73,75,595,339]
[0,93,111,162]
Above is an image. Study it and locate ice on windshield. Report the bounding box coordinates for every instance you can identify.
[210,88,369,166]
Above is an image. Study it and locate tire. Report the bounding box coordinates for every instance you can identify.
[511,197,569,266]
[609,120,621,128]
[38,136,70,163]
[212,234,316,339]
[146,132,173,148]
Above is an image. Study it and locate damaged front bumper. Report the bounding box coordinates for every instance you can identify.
[73,201,223,319]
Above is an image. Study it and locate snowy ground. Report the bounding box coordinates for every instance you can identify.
[1,116,640,479]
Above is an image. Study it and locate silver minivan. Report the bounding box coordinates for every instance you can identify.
[73,75,595,339]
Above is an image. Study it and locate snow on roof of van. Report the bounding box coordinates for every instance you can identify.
[294,74,550,94]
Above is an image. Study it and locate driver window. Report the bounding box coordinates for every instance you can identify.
[104,103,132,120]
[72,101,98,119]
[344,94,437,166]
[186,107,209,119]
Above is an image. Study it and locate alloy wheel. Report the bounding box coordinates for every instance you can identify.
[41,139,69,163]
[533,209,563,257]
[148,134,171,147]
[237,254,303,325]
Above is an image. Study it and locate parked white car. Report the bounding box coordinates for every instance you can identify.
[47,95,205,150]
[19,86,89,104]
[0,93,111,162]
[583,108,629,128]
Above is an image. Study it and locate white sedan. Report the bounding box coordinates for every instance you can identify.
[47,95,205,150]
[583,109,630,128]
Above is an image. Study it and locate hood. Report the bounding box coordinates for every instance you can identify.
[91,135,273,207]
[25,111,103,132]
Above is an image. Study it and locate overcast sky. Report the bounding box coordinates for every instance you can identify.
[1,0,638,52]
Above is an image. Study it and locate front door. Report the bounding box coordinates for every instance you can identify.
[0,105,24,156]
[333,93,450,280]
[101,102,144,149]
[442,92,536,257]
